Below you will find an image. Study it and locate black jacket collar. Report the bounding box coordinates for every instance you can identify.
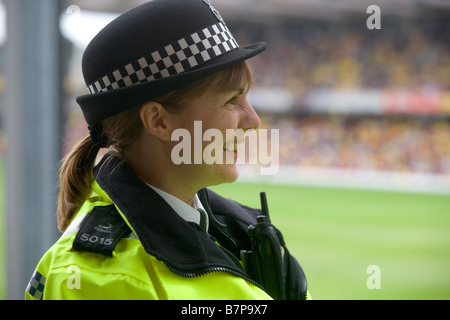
[93,154,254,277]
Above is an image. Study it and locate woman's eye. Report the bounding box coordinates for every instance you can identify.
[225,97,238,106]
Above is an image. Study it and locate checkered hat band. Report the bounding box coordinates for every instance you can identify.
[87,23,239,94]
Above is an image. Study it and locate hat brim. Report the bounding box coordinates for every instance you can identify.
[77,42,267,126]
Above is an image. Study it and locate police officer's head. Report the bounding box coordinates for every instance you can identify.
[58,0,266,231]
[77,0,266,143]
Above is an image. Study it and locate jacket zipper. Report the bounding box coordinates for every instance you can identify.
[166,226,266,292]
[167,264,266,292]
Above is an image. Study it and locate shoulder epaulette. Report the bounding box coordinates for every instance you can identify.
[73,205,131,256]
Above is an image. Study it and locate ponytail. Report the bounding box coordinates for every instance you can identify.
[57,136,101,232]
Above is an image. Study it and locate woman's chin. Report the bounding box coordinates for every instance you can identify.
[205,163,240,187]
[222,163,240,183]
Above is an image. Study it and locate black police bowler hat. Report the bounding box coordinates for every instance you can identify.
[76,0,267,127]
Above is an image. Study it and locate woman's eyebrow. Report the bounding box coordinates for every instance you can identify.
[215,86,248,99]
[227,88,247,95]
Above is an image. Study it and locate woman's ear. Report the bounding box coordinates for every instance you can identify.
[139,101,172,142]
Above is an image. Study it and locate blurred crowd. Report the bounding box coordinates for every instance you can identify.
[232,18,450,96]
[229,16,450,176]
[261,114,450,175]
[3,14,450,179]
[53,16,450,176]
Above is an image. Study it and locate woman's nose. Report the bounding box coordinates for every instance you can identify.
[238,99,261,131]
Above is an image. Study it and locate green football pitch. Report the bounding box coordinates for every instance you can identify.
[210,182,450,300]
[1,159,449,299]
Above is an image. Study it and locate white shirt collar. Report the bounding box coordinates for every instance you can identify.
[147,184,208,231]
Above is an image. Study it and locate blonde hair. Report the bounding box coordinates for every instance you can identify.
[57,61,254,231]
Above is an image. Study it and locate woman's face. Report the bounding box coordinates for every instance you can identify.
[169,84,261,188]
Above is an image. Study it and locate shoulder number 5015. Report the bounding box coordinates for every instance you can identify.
[80,233,113,246]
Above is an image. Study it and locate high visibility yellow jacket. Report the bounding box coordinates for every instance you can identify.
[26,155,308,300]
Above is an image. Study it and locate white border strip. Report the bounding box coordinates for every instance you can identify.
[238,165,450,194]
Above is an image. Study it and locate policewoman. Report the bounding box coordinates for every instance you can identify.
[26,0,309,300]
